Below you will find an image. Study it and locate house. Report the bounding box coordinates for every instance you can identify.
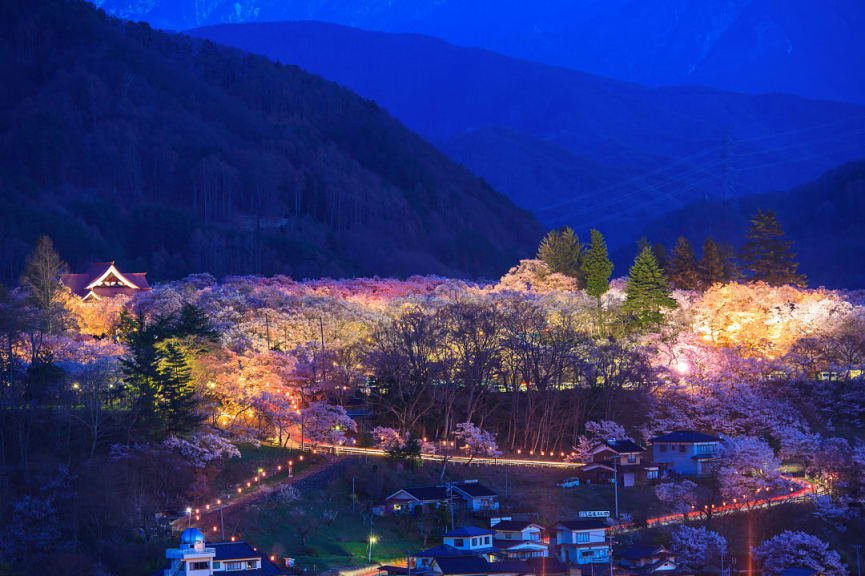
[430,557,531,576]
[413,544,480,572]
[525,557,569,576]
[154,528,286,575]
[382,486,450,515]
[581,440,660,486]
[452,481,499,512]
[381,481,498,516]
[443,526,497,555]
[60,261,151,301]
[649,431,722,476]
[616,545,673,568]
[490,520,548,560]
[551,520,610,566]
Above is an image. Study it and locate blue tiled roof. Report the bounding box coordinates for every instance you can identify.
[555,519,608,531]
[445,526,495,537]
[453,482,497,497]
[404,486,450,500]
[415,544,472,558]
[649,431,721,443]
[604,439,645,453]
[433,556,491,575]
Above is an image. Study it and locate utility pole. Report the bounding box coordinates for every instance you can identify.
[608,532,613,576]
[612,455,619,520]
[352,477,356,513]
[854,544,862,576]
[218,499,224,542]
[505,468,509,498]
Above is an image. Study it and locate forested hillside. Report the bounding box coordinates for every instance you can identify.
[0,0,540,285]
[187,21,865,250]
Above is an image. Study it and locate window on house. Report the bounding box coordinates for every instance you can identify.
[247,561,258,569]
[576,533,589,543]
[224,562,243,570]
[659,445,667,453]
[484,537,490,545]
[213,562,221,569]
[679,445,686,453]
[647,469,659,480]
[472,538,478,546]
[190,561,210,570]
[627,454,636,463]
[455,539,465,548]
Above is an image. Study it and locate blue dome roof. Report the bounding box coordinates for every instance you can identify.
[180,528,205,545]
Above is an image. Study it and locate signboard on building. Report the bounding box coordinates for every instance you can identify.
[578,510,610,518]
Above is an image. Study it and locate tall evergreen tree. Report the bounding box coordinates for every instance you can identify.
[20,236,67,332]
[120,314,165,437]
[668,237,700,290]
[740,209,806,286]
[637,237,668,273]
[582,229,614,334]
[537,227,584,285]
[720,241,739,282]
[624,246,677,330]
[158,340,200,436]
[699,238,727,288]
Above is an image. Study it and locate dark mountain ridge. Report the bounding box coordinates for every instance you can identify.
[0,0,541,285]
[96,0,865,106]
[187,21,865,249]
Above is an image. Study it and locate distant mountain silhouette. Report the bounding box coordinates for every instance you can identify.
[97,0,865,105]
[188,21,865,250]
[625,159,865,288]
[0,0,541,284]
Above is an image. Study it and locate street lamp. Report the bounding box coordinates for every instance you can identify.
[368,536,378,562]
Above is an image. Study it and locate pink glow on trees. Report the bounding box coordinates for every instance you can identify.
[454,422,502,459]
[716,435,783,503]
[671,525,727,569]
[752,531,847,576]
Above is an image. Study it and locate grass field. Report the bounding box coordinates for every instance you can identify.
[229,455,668,571]
[211,443,314,497]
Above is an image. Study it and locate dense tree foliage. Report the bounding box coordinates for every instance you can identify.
[741,209,807,287]
[2,235,865,573]
[624,247,677,330]
[0,0,540,286]
[537,227,584,283]
[667,237,700,290]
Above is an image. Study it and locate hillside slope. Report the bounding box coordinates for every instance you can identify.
[96,0,865,105]
[188,21,865,247]
[0,0,540,285]
[631,159,865,288]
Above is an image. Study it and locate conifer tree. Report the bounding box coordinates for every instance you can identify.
[121,314,165,437]
[582,229,614,333]
[20,236,67,332]
[699,238,726,288]
[537,226,584,285]
[720,241,740,282]
[624,246,677,330]
[637,237,668,273]
[668,237,700,290]
[158,340,200,436]
[740,209,806,286]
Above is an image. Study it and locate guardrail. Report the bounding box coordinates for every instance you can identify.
[301,443,584,469]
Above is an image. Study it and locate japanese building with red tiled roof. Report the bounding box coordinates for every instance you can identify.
[59,262,151,301]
